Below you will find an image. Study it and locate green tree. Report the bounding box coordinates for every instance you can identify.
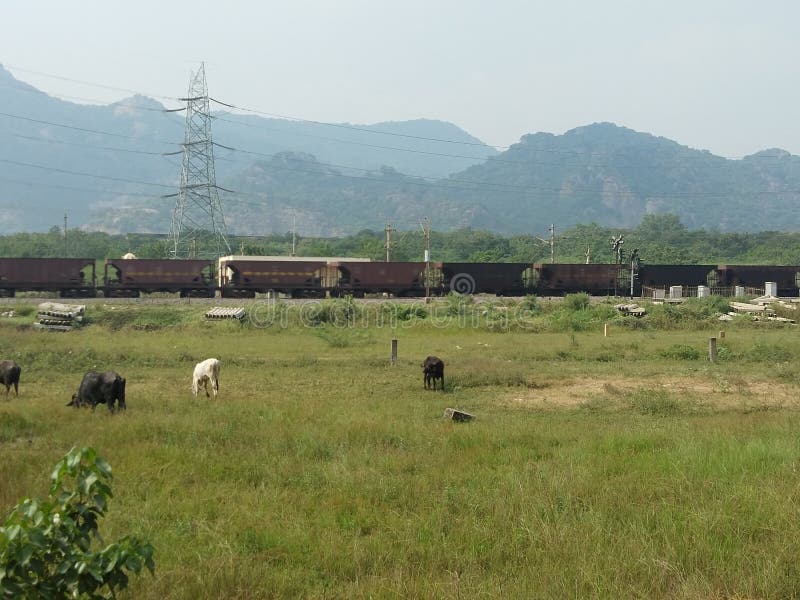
[0,447,155,598]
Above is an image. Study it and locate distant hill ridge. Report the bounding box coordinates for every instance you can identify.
[1,65,799,235]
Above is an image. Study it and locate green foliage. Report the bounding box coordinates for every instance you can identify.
[89,306,189,331]
[380,302,428,322]
[3,212,800,265]
[659,344,701,360]
[521,295,539,313]
[563,293,590,311]
[744,343,793,363]
[313,327,373,349]
[445,292,473,316]
[0,447,154,598]
[302,298,360,327]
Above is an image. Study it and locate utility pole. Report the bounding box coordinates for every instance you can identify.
[291,213,297,256]
[536,224,555,263]
[63,213,68,258]
[420,216,431,297]
[384,221,396,262]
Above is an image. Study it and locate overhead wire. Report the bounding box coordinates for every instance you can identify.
[3,63,794,165]
[1,65,798,222]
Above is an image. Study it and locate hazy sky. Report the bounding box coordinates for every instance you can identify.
[1,0,798,157]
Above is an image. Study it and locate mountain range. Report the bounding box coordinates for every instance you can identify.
[1,64,799,236]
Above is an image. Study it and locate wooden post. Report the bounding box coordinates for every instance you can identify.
[719,330,725,339]
[708,337,717,363]
[390,339,398,365]
[604,323,608,337]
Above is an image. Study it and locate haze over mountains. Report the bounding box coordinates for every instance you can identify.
[1,64,799,236]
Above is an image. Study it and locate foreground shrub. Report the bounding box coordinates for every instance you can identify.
[659,344,701,360]
[0,447,154,598]
[563,293,590,312]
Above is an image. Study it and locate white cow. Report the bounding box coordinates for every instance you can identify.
[192,358,220,398]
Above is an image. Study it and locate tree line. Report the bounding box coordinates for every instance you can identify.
[3,214,800,265]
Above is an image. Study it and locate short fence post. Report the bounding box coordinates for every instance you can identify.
[604,323,608,337]
[709,337,717,363]
[390,339,398,365]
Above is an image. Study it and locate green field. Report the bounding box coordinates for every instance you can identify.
[2,298,800,598]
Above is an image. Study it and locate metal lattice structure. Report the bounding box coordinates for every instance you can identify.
[167,63,231,259]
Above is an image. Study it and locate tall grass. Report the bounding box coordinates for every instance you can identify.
[1,301,800,598]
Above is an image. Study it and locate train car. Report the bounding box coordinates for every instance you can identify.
[332,261,428,297]
[717,265,800,296]
[219,258,327,298]
[0,258,96,297]
[638,264,718,290]
[440,262,535,296]
[535,263,624,296]
[103,258,215,297]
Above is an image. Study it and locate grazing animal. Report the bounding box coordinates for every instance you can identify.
[192,358,221,398]
[0,360,21,397]
[67,371,126,413]
[422,356,445,391]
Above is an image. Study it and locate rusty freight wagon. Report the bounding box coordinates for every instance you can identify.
[440,262,535,296]
[103,258,215,297]
[717,265,800,296]
[332,261,428,296]
[638,264,718,295]
[218,258,328,298]
[0,258,96,297]
[535,263,624,296]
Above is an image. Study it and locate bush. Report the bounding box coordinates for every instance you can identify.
[659,344,701,360]
[563,293,590,311]
[0,447,154,598]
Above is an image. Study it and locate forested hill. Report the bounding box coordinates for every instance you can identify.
[3,64,800,235]
[433,122,800,233]
[0,64,493,232]
[192,124,800,236]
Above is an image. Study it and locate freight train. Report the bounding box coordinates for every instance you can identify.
[0,256,797,298]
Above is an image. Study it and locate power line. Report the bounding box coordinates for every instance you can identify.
[0,81,185,114]
[210,149,800,199]
[2,63,180,104]
[4,63,796,163]
[209,97,503,150]
[0,175,161,198]
[5,132,170,156]
[0,110,181,145]
[0,158,175,188]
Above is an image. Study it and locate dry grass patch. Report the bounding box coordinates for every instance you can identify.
[500,375,800,412]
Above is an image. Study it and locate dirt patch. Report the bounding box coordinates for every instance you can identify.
[501,376,800,411]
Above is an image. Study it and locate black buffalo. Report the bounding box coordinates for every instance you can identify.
[422,356,445,391]
[68,371,126,413]
[0,360,21,397]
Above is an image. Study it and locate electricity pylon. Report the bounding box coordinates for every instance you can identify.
[167,63,231,259]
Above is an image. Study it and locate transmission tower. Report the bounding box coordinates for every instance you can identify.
[167,63,231,259]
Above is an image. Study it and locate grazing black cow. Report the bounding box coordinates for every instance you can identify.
[0,360,21,397]
[422,356,445,391]
[67,371,126,413]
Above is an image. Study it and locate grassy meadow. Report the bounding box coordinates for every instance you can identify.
[2,297,800,598]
